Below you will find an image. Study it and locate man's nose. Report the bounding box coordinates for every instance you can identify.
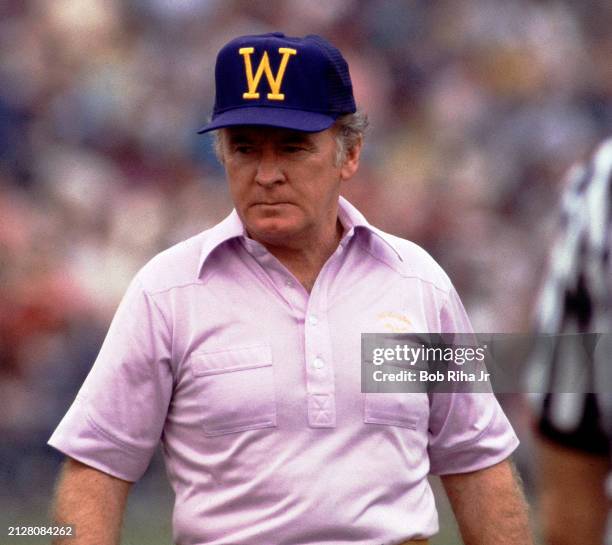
[254,149,285,186]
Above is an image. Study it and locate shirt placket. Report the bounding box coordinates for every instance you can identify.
[303,279,334,427]
[242,236,352,429]
[303,241,350,428]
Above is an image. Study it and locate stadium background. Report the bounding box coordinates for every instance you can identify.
[1,0,611,543]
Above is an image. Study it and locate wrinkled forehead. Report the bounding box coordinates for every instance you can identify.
[223,125,329,144]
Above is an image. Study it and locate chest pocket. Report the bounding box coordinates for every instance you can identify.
[364,392,429,430]
[190,344,277,436]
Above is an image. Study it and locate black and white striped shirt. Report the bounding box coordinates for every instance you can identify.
[532,137,612,543]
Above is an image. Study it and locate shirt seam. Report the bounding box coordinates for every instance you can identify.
[136,276,177,378]
[355,236,403,275]
[141,280,207,297]
[84,410,145,456]
[138,278,173,334]
[429,412,495,456]
[417,277,451,296]
[356,237,451,295]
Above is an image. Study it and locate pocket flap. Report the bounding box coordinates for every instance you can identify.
[364,393,427,430]
[191,344,272,377]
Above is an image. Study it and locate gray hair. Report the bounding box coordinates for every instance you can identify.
[212,110,368,166]
[331,110,368,166]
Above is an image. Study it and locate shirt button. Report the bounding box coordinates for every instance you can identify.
[308,315,318,326]
[313,357,324,369]
[285,278,293,287]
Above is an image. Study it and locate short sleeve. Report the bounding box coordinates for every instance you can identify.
[428,287,519,475]
[48,275,173,482]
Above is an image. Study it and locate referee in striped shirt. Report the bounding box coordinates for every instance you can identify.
[532,138,612,545]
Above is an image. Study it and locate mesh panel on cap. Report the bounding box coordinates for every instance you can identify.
[306,34,356,113]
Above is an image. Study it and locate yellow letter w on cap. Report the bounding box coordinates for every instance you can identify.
[239,47,297,101]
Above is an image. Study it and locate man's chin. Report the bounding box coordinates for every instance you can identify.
[247,221,302,246]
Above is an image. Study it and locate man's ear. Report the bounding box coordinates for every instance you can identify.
[340,136,363,181]
[214,129,227,165]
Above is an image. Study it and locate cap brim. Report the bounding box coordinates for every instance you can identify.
[197,107,337,134]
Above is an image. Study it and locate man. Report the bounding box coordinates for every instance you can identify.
[531,138,612,545]
[49,32,533,545]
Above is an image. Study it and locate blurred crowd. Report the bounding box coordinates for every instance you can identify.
[1,0,611,498]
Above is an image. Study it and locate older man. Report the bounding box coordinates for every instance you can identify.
[49,33,532,545]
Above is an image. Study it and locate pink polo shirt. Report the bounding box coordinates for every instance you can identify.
[49,197,518,545]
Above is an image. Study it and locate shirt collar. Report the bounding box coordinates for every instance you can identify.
[197,209,245,277]
[337,196,404,263]
[196,196,403,278]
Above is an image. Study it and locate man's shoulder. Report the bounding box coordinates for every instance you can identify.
[368,227,453,295]
[134,228,217,294]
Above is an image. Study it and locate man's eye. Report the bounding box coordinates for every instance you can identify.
[283,145,305,153]
[235,145,254,154]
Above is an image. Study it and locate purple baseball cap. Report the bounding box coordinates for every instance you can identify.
[198,32,356,134]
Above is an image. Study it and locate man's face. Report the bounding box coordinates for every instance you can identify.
[220,125,360,248]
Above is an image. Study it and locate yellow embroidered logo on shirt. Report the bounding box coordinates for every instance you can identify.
[239,47,297,101]
[377,311,413,333]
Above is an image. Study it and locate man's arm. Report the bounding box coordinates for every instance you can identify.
[440,459,533,545]
[51,458,132,545]
[537,437,609,545]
